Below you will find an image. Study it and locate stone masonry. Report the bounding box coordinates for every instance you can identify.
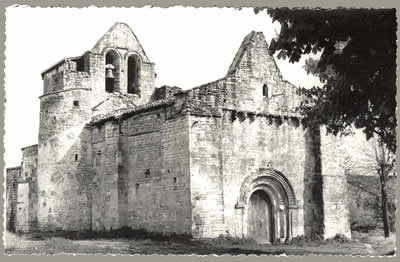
[6,22,351,242]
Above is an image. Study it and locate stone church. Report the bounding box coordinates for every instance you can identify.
[6,22,351,243]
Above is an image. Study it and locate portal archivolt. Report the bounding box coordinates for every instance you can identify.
[236,168,297,243]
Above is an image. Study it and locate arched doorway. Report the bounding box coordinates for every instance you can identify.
[236,168,298,244]
[248,190,273,244]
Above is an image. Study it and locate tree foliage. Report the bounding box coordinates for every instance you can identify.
[261,8,397,153]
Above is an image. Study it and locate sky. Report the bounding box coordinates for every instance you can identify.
[4,6,320,167]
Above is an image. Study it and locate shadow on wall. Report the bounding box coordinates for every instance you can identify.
[303,125,324,238]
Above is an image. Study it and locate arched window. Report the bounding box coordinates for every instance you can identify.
[262,84,269,97]
[105,50,120,93]
[127,54,141,95]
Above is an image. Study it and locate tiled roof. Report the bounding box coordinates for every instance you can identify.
[90,98,176,124]
[6,166,21,171]
[21,144,38,151]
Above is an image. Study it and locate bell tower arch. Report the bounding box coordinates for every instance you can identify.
[104,48,121,93]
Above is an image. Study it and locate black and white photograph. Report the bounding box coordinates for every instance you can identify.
[3,5,397,256]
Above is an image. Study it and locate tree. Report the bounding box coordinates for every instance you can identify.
[373,137,396,237]
[258,7,397,238]
[258,8,397,154]
[342,133,396,237]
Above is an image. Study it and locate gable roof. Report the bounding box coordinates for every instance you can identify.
[91,22,151,63]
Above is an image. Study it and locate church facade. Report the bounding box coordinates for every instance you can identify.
[6,23,350,243]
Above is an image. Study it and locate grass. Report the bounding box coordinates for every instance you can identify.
[4,228,396,256]
[24,226,192,242]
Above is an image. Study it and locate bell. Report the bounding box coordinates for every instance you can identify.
[106,67,114,78]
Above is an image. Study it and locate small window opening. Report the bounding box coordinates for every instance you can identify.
[145,169,150,177]
[73,100,79,107]
[136,183,140,189]
[173,177,177,183]
[127,55,141,95]
[262,84,269,97]
[74,154,78,161]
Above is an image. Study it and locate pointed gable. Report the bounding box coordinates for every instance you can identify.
[226,31,280,78]
[91,22,150,63]
[227,31,258,75]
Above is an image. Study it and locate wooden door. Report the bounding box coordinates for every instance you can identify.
[248,190,273,243]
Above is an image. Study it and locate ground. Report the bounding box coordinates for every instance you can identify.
[4,229,396,256]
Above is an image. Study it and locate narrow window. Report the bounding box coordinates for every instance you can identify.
[74,154,78,161]
[173,177,177,183]
[262,84,269,97]
[73,100,79,107]
[127,55,141,95]
[145,169,150,177]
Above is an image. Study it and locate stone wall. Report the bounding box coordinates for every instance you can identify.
[6,167,20,232]
[16,182,30,232]
[186,30,348,240]
[320,127,351,238]
[91,121,121,230]
[189,113,309,239]
[37,89,93,231]
[19,145,39,231]
[6,145,39,233]
[91,103,191,234]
